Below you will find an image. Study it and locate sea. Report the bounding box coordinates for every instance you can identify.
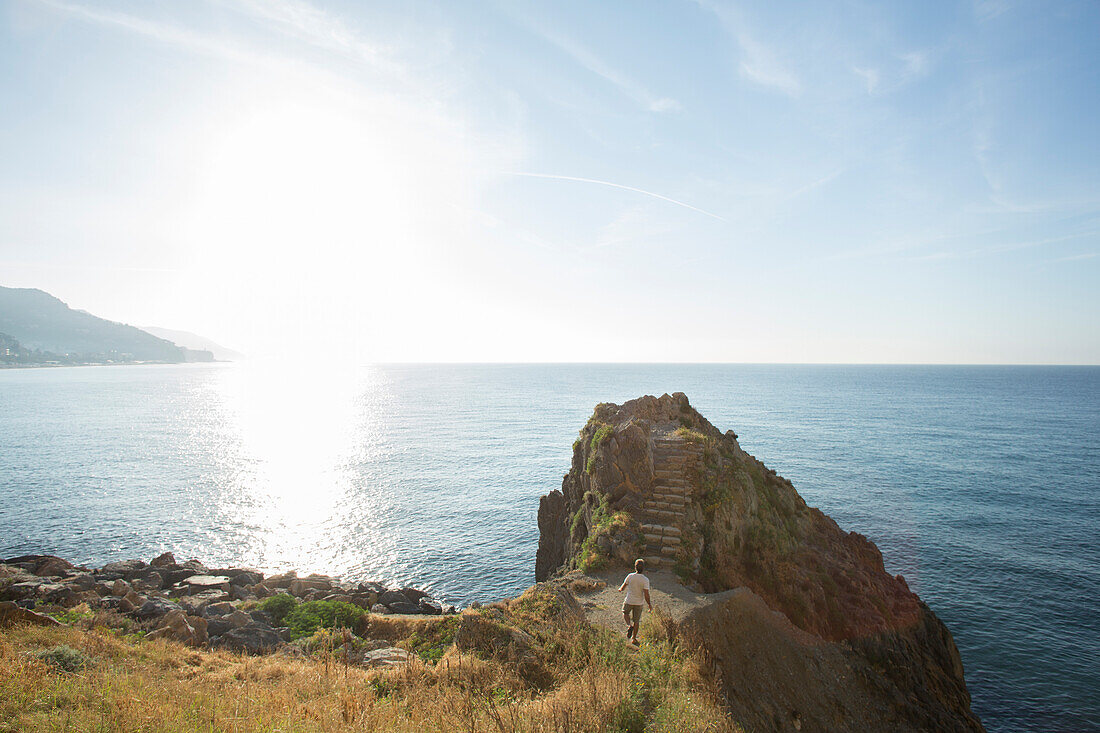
[0,362,1096,731]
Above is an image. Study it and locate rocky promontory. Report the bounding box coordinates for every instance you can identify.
[537,393,984,732]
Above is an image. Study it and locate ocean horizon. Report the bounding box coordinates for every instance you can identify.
[2,362,1097,731]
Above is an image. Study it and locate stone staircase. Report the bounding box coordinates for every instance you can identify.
[640,436,703,570]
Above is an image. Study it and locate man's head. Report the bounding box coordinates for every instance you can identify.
[635,558,645,573]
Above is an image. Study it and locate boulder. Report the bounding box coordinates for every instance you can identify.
[65,573,97,592]
[370,604,390,615]
[150,552,176,567]
[4,555,74,577]
[135,597,180,620]
[131,572,164,592]
[357,581,387,595]
[2,581,45,601]
[101,559,146,577]
[146,610,208,647]
[386,601,422,615]
[214,624,283,655]
[379,590,411,608]
[200,601,235,618]
[226,570,263,587]
[399,587,428,604]
[183,575,230,592]
[262,571,296,589]
[361,647,411,669]
[249,609,274,626]
[288,577,331,597]
[0,600,62,628]
[418,598,443,615]
[225,610,253,629]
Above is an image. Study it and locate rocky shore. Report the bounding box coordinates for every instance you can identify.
[0,552,456,661]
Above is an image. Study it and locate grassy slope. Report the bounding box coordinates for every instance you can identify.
[0,587,740,733]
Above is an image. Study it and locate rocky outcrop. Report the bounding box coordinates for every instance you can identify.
[536,393,983,731]
[0,552,458,656]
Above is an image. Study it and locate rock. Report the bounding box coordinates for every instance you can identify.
[0,600,62,628]
[4,555,75,577]
[399,587,428,604]
[370,604,390,615]
[183,575,230,592]
[65,573,97,592]
[418,598,443,615]
[262,571,296,589]
[287,577,331,597]
[150,552,176,567]
[225,610,252,629]
[131,572,164,592]
[535,490,567,582]
[2,581,44,601]
[135,597,181,620]
[379,590,411,607]
[226,570,263,587]
[109,579,131,597]
[387,601,422,614]
[119,590,150,614]
[101,559,146,576]
[206,618,231,637]
[322,593,356,604]
[357,581,386,595]
[146,610,208,647]
[348,596,375,610]
[361,647,410,669]
[249,609,273,626]
[200,601,235,617]
[214,624,283,655]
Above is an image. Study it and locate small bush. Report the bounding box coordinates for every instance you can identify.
[258,593,298,625]
[32,645,89,673]
[284,600,365,640]
[586,423,615,474]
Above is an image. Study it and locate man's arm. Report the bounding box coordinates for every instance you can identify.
[619,580,627,592]
[643,588,652,609]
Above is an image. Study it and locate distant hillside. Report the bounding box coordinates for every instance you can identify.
[0,286,186,363]
[142,326,243,361]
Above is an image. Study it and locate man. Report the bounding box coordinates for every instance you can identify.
[618,558,652,645]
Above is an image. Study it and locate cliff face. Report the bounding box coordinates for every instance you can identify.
[537,393,983,731]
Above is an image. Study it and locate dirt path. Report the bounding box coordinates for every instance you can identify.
[558,568,740,636]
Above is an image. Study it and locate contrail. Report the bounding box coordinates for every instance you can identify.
[511,172,727,222]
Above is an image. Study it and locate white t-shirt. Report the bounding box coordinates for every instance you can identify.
[622,572,650,605]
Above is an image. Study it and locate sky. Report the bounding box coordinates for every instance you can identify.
[1,0,1098,363]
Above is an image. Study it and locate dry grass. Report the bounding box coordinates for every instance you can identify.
[1,587,741,732]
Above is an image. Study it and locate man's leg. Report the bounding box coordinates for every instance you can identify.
[623,608,634,638]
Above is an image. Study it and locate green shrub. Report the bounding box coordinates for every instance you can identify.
[33,645,89,673]
[258,593,298,625]
[283,600,365,640]
[585,423,615,474]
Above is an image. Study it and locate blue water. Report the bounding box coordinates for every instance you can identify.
[0,363,1097,731]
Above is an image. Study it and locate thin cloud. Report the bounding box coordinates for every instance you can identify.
[229,0,402,75]
[28,0,403,80]
[27,0,268,64]
[1048,252,1098,263]
[524,24,680,112]
[511,172,726,222]
[693,0,801,96]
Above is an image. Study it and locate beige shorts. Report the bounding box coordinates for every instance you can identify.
[622,603,644,625]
